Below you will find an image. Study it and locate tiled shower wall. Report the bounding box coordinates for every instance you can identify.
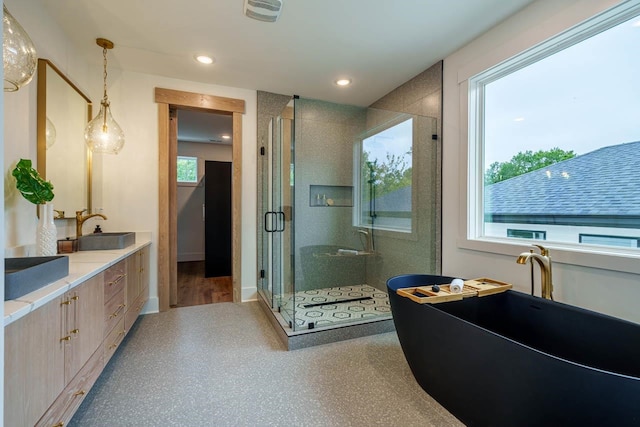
[367,61,444,286]
[257,60,443,294]
[293,99,367,291]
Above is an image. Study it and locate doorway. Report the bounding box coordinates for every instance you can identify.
[175,110,234,307]
[155,88,245,311]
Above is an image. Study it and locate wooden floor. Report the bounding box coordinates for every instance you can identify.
[175,261,233,308]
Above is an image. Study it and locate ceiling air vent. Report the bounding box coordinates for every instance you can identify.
[243,0,283,22]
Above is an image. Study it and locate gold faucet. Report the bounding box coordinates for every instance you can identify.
[516,244,554,300]
[76,209,107,238]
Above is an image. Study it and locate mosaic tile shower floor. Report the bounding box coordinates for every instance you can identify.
[280,284,391,329]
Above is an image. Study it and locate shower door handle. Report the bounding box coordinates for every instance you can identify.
[276,211,285,232]
[264,211,285,232]
[264,211,277,232]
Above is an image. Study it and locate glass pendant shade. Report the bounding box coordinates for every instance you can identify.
[84,101,125,154]
[3,5,37,92]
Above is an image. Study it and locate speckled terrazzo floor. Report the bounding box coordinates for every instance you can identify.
[69,302,463,427]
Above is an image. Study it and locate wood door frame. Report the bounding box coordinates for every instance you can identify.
[155,87,245,311]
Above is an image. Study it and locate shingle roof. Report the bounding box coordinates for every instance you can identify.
[374,185,411,212]
[485,141,640,216]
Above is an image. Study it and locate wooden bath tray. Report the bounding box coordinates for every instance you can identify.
[397,277,512,304]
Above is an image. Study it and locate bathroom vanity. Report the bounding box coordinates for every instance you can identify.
[3,238,151,427]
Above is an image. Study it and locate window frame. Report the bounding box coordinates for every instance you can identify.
[457,1,640,275]
[579,233,640,249]
[176,155,202,187]
[507,229,547,241]
[353,114,417,236]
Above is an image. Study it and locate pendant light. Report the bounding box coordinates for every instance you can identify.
[3,5,37,91]
[84,38,125,154]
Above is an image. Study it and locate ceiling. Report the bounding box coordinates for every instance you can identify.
[38,0,536,144]
[177,110,233,145]
[41,0,536,108]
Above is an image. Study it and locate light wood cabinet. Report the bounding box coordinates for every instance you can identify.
[5,296,66,427]
[36,346,104,427]
[140,245,150,297]
[4,245,150,427]
[125,253,140,312]
[64,273,105,384]
[104,259,126,303]
[125,246,150,332]
[104,259,127,365]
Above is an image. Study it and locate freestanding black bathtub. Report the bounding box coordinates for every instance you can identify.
[387,274,640,427]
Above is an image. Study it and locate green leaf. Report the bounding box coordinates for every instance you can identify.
[484,148,576,185]
[11,159,55,205]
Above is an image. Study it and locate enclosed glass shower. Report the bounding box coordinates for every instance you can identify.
[258,93,439,332]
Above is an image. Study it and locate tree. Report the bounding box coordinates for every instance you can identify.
[485,147,576,185]
[362,150,412,200]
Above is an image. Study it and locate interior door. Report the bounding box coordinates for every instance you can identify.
[204,160,232,277]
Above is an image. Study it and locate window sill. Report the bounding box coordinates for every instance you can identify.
[365,226,417,242]
[457,237,640,275]
[177,182,200,188]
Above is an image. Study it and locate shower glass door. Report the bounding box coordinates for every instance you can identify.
[259,105,294,327]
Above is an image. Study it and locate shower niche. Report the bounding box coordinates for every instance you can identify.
[308,185,353,207]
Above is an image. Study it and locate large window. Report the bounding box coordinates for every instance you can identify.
[470,3,640,251]
[356,117,413,232]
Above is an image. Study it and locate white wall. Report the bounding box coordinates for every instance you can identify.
[3,0,259,309]
[4,0,91,255]
[89,69,257,307]
[177,142,232,262]
[442,0,640,323]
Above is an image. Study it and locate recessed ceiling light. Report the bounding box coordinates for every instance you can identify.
[221,134,231,140]
[195,55,214,64]
[335,78,352,87]
[633,19,640,27]
[514,117,525,122]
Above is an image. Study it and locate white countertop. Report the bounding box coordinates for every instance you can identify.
[4,235,151,327]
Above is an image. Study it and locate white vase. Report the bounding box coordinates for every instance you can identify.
[36,202,57,256]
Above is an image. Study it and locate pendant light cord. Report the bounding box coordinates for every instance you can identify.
[102,46,109,132]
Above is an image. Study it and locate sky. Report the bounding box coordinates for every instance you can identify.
[363,117,413,164]
[483,13,640,168]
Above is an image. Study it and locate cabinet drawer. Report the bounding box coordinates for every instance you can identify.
[125,293,147,333]
[104,318,126,363]
[104,288,125,336]
[36,347,104,427]
[104,261,127,302]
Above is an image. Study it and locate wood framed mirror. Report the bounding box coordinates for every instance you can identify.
[36,58,93,219]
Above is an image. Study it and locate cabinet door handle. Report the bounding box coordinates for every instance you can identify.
[70,329,79,335]
[108,331,126,349]
[108,304,126,319]
[60,336,71,342]
[73,390,86,397]
[108,273,127,286]
[71,295,79,301]
[61,300,71,306]
[53,422,64,427]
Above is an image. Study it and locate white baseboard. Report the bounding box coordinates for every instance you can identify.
[141,296,159,314]
[242,287,258,302]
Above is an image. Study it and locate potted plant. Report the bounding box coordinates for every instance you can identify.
[12,159,57,255]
